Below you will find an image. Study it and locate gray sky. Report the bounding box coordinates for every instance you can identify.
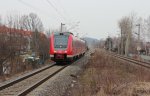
[0,0,150,39]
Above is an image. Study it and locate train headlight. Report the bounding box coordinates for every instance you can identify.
[65,51,67,53]
[54,51,57,53]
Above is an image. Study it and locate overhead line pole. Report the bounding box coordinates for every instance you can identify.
[61,23,65,32]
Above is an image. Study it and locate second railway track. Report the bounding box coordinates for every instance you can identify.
[108,51,150,69]
[0,63,68,96]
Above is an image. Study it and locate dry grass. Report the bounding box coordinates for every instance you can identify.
[68,49,150,96]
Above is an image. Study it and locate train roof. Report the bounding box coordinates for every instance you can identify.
[53,32,74,36]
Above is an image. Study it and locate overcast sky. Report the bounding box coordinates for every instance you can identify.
[0,0,150,39]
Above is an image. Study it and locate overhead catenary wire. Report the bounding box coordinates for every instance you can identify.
[18,0,38,12]
[18,0,79,32]
[53,0,76,29]
[50,0,71,23]
[45,0,67,23]
[45,0,78,31]
[17,0,62,22]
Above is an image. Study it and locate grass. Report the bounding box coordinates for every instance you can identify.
[68,49,150,96]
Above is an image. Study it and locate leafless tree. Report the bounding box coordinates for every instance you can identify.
[20,13,44,31]
[0,16,2,26]
[141,16,150,55]
[20,13,45,55]
[144,16,150,40]
[119,16,130,55]
[118,14,135,56]
[0,12,49,76]
[117,13,150,56]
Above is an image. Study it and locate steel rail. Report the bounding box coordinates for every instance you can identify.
[109,52,150,68]
[0,63,56,91]
[0,51,89,96]
[17,55,88,96]
[17,65,68,96]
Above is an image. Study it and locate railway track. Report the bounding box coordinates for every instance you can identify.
[110,52,150,68]
[0,49,92,96]
[0,63,68,96]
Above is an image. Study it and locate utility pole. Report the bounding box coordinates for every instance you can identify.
[60,23,65,32]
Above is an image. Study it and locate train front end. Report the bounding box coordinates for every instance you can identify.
[50,32,73,63]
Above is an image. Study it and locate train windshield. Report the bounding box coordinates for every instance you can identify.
[54,35,69,50]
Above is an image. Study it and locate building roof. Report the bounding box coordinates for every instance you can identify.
[0,25,46,37]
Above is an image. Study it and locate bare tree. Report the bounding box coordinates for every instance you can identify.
[145,16,150,40]
[0,15,2,26]
[20,13,45,54]
[20,13,44,31]
[0,13,28,75]
[0,12,49,76]
[119,16,129,55]
[142,16,150,55]
[28,13,44,32]
[118,15,134,56]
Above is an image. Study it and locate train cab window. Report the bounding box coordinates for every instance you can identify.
[54,35,69,50]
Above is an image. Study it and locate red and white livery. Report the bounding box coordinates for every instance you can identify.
[50,32,86,63]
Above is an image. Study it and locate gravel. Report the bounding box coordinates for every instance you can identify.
[27,50,93,96]
[0,65,62,96]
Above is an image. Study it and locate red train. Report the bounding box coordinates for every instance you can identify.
[50,32,86,63]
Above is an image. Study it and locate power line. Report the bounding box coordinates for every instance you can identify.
[55,0,72,23]
[18,0,37,11]
[18,0,78,31]
[18,0,60,21]
[45,0,67,22]
[50,0,69,21]
[45,0,81,33]
[52,0,78,30]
